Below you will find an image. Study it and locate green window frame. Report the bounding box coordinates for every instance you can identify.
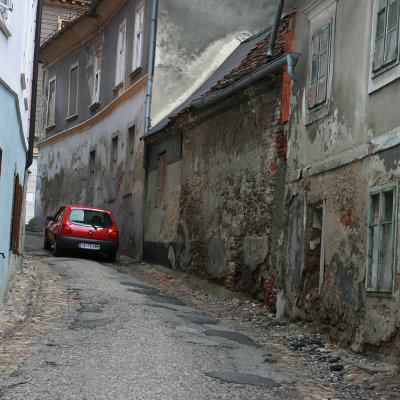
[373,0,400,75]
[308,20,331,111]
[366,182,398,295]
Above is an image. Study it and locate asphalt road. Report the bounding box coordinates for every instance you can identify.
[0,230,299,399]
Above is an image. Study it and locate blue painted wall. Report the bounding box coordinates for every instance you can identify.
[0,82,26,298]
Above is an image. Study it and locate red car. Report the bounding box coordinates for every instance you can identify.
[44,205,119,261]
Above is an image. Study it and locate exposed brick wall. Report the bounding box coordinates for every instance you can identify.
[281,10,296,123]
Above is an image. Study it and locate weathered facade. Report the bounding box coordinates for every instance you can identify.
[36,0,152,258]
[0,0,38,299]
[144,11,297,307]
[26,0,90,224]
[284,0,400,359]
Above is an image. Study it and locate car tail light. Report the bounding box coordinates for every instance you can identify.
[61,224,72,234]
[109,230,119,240]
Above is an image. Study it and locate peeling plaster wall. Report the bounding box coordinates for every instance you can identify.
[37,92,146,258]
[146,79,287,305]
[152,0,296,125]
[285,0,400,356]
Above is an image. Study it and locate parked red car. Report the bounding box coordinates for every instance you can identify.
[44,205,119,261]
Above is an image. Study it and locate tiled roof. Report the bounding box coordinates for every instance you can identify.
[205,11,292,95]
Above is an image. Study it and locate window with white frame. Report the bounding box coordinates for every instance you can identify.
[93,52,102,104]
[133,7,144,71]
[0,0,11,20]
[68,63,79,119]
[366,182,398,295]
[115,21,126,87]
[309,21,331,110]
[46,77,56,129]
[373,0,399,74]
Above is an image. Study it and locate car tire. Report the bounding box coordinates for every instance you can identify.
[108,251,117,262]
[43,232,51,250]
[53,237,62,257]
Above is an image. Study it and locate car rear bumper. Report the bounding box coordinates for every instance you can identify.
[57,235,118,253]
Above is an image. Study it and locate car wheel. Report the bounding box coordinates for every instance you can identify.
[108,251,117,262]
[43,232,51,250]
[53,237,62,257]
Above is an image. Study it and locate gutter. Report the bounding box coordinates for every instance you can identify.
[26,0,43,170]
[144,0,158,134]
[191,52,301,110]
[267,0,285,58]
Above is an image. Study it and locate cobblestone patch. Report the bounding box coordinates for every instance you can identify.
[0,255,76,382]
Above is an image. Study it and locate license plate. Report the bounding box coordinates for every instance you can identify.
[79,243,100,250]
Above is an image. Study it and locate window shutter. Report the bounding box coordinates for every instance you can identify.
[10,173,23,253]
[156,153,167,207]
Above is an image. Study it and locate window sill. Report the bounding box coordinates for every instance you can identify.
[366,290,393,298]
[0,17,11,38]
[89,101,100,112]
[113,82,123,93]
[305,101,329,126]
[129,67,142,79]
[45,124,55,132]
[66,114,78,122]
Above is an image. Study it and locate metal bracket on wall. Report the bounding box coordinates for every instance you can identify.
[0,253,5,259]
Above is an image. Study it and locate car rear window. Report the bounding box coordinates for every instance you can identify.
[68,209,113,228]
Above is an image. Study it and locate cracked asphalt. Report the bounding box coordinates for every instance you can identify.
[0,228,399,399]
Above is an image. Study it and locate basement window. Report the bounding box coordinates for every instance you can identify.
[366,182,398,295]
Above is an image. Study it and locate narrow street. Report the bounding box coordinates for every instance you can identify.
[0,229,398,400]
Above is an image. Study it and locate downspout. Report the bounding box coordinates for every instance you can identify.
[266,0,284,58]
[144,0,158,134]
[26,0,43,170]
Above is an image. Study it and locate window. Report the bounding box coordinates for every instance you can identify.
[124,125,135,194]
[88,150,96,203]
[10,172,23,253]
[156,152,167,207]
[133,7,144,71]
[46,77,56,129]
[58,16,72,31]
[115,21,126,88]
[0,0,12,36]
[93,52,102,105]
[309,21,331,110]
[366,182,398,295]
[109,134,118,201]
[67,63,79,119]
[373,0,399,73]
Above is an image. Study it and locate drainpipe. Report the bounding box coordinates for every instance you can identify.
[266,0,284,58]
[26,0,43,170]
[144,0,158,134]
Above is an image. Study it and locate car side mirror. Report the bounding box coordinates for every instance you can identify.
[47,216,55,221]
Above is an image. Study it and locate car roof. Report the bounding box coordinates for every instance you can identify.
[64,205,113,213]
